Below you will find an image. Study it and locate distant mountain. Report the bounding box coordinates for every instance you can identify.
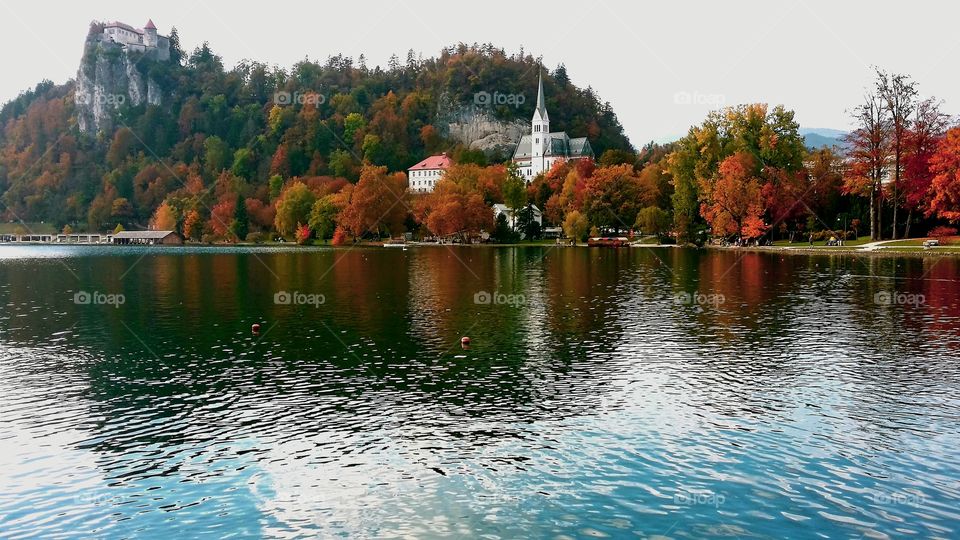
[800,128,848,150]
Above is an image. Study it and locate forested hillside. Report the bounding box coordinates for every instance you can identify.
[0,32,632,231]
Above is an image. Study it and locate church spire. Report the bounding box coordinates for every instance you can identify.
[534,69,549,122]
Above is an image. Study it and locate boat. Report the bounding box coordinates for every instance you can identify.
[587,237,630,247]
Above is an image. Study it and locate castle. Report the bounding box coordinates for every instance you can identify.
[512,72,593,182]
[98,19,170,61]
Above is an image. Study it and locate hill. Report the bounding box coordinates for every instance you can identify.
[799,128,848,150]
[0,26,633,231]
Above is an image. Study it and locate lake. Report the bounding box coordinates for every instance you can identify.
[0,245,958,539]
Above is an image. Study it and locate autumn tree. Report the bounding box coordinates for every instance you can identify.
[635,206,671,243]
[337,165,409,239]
[273,181,318,237]
[876,69,918,238]
[414,180,492,240]
[700,152,767,240]
[844,94,890,240]
[149,201,178,231]
[563,210,589,245]
[903,98,950,236]
[928,127,960,222]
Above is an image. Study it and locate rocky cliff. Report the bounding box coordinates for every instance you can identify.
[75,39,163,133]
[436,94,528,160]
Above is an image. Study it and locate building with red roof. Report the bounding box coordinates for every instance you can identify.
[407,153,453,193]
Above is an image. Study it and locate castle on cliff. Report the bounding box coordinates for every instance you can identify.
[97,19,170,61]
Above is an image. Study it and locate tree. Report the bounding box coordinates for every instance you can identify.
[844,93,890,240]
[149,201,178,231]
[876,69,918,239]
[274,181,317,237]
[635,206,671,243]
[582,164,643,231]
[491,213,516,243]
[563,210,589,245]
[700,152,767,240]
[502,162,528,216]
[182,209,203,241]
[414,180,492,240]
[338,165,408,239]
[903,98,950,237]
[928,127,960,222]
[62,224,73,235]
[231,192,249,240]
[296,223,312,245]
[308,195,341,240]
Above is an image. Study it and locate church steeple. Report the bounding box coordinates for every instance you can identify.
[530,68,550,180]
[533,71,549,124]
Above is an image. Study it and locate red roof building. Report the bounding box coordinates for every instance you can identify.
[407,153,453,193]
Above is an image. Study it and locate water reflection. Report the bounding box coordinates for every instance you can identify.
[0,245,959,538]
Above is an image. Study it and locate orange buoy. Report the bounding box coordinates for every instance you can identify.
[252,323,261,335]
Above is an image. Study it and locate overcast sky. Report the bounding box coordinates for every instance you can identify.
[1,0,957,146]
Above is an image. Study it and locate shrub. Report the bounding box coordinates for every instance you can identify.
[928,226,959,244]
[245,232,266,244]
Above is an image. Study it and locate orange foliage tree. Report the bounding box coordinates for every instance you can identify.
[928,127,960,222]
[700,152,768,239]
[337,165,409,239]
[149,201,178,231]
[413,180,493,239]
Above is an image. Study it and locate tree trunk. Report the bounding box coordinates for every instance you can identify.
[892,186,899,240]
[870,187,877,240]
[904,209,913,239]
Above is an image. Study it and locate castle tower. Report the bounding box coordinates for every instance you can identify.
[143,19,158,47]
[530,70,550,178]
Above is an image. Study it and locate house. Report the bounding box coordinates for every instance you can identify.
[408,153,453,193]
[513,71,594,182]
[493,204,543,229]
[112,231,182,245]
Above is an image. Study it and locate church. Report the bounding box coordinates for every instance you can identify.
[512,72,594,182]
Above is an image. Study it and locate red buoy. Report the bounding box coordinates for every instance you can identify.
[461,336,471,346]
[252,323,261,335]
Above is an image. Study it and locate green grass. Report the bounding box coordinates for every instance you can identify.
[0,222,58,234]
[773,236,872,248]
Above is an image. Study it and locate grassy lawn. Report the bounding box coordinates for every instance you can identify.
[0,222,58,234]
[773,236,873,248]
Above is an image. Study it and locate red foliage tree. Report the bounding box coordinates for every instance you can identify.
[928,127,960,222]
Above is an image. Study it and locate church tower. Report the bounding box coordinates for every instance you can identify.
[530,70,550,178]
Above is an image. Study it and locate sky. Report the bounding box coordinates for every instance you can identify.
[0,0,958,146]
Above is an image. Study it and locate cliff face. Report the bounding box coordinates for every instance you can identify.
[75,40,163,133]
[436,95,528,160]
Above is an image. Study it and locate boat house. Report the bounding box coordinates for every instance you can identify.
[111,231,182,245]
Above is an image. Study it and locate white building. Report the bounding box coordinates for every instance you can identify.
[101,19,170,61]
[493,204,543,229]
[407,153,453,193]
[513,71,594,182]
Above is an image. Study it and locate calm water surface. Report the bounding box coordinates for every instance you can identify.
[0,245,959,539]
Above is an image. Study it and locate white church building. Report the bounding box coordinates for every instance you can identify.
[513,72,594,182]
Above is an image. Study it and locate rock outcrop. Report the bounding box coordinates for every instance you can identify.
[436,94,527,160]
[75,39,164,133]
